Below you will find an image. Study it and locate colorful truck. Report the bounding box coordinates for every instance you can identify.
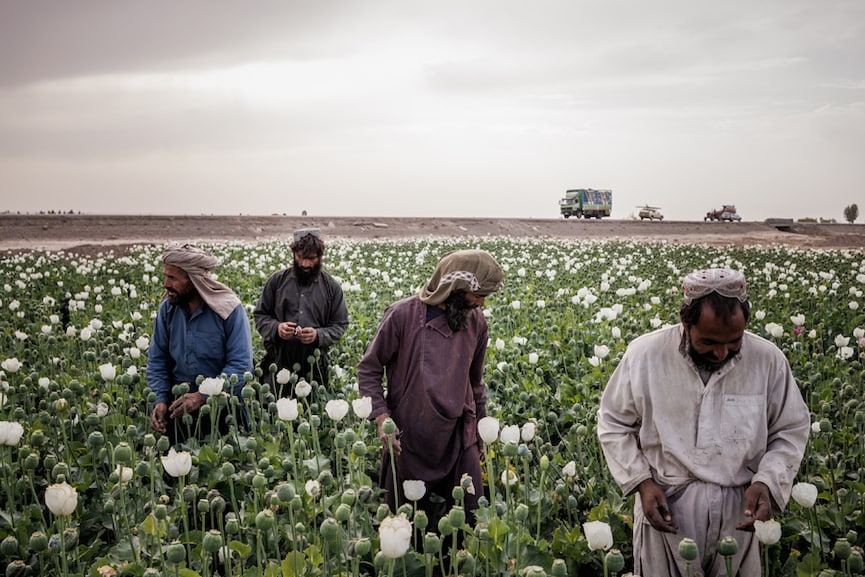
[559,188,612,219]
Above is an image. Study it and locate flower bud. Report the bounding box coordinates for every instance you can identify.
[166,542,186,565]
[717,536,739,557]
[678,537,698,561]
[202,530,223,554]
[423,532,442,554]
[834,538,852,560]
[605,549,625,574]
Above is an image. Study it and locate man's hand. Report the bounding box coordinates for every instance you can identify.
[736,481,772,531]
[278,321,299,340]
[168,392,206,419]
[151,402,168,433]
[375,413,402,456]
[638,478,678,533]
[296,326,318,345]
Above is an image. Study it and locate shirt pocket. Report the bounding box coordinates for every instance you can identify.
[197,331,226,364]
[720,394,765,440]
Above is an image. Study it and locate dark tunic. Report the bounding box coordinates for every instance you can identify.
[357,295,489,512]
[253,267,349,392]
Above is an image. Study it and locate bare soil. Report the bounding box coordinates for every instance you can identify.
[1,214,863,256]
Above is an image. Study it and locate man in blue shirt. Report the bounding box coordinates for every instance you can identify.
[147,244,253,444]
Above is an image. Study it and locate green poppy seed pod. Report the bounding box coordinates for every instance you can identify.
[522,565,546,577]
[352,441,367,457]
[221,462,236,476]
[834,538,852,560]
[225,514,240,535]
[540,455,550,470]
[202,530,224,554]
[517,443,531,458]
[678,537,698,561]
[277,483,296,503]
[104,498,115,514]
[374,551,387,572]
[166,542,186,565]
[515,503,530,522]
[382,418,396,435]
[30,430,45,447]
[28,531,48,553]
[256,456,270,471]
[336,433,347,449]
[181,485,196,502]
[353,537,372,557]
[197,498,210,513]
[135,461,150,477]
[51,462,70,481]
[85,414,100,427]
[156,436,170,452]
[717,536,739,557]
[114,441,132,465]
[255,510,275,531]
[846,530,858,543]
[457,550,475,574]
[47,534,61,555]
[375,504,390,522]
[344,428,357,444]
[4,560,27,577]
[341,488,357,505]
[452,485,465,501]
[210,495,226,514]
[154,504,168,520]
[241,385,255,399]
[86,431,105,448]
[120,373,133,386]
[0,536,19,557]
[424,532,442,555]
[503,442,518,457]
[294,522,307,535]
[476,525,490,541]
[576,425,588,437]
[605,549,625,574]
[437,515,454,536]
[550,558,568,577]
[142,433,156,447]
[335,503,352,523]
[449,506,466,528]
[320,518,340,542]
[358,485,373,502]
[24,452,40,470]
[397,503,413,519]
[414,510,429,531]
[848,550,864,574]
[199,404,211,416]
[290,496,303,511]
[819,419,832,433]
[298,422,311,435]
[810,476,826,492]
[62,527,78,548]
[220,444,235,460]
[269,363,278,374]
[252,473,266,489]
[318,469,334,488]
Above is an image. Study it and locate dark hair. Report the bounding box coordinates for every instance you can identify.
[290,234,325,258]
[680,291,750,327]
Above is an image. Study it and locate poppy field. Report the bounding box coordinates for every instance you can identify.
[1,237,864,576]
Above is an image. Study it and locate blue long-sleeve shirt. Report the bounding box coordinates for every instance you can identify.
[146,299,253,405]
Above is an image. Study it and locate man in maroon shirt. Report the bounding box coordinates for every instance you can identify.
[357,249,504,520]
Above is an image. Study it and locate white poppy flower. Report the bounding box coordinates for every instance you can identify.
[562,460,577,479]
[521,422,536,442]
[791,482,818,508]
[305,479,321,498]
[276,398,299,421]
[1,358,21,373]
[98,363,116,382]
[583,520,613,551]
[198,377,224,396]
[500,424,520,445]
[379,513,412,559]
[325,399,350,422]
[477,416,499,444]
[753,519,781,545]
[295,379,312,398]
[45,482,78,516]
[500,469,518,486]
[161,448,192,478]
[0,421,24,446]
[352,396,372,419]
[402,480,426,502]
[276,368,292,385]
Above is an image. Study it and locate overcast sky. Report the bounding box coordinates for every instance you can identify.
[1,1,863,222]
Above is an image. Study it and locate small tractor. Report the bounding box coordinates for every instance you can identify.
[705,205,741,222]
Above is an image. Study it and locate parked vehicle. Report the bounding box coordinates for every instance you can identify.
[638,205,664,221]
[705,205,742,221]
[559,188,612,219]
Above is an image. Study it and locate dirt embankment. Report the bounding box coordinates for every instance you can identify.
[1,214,863,255]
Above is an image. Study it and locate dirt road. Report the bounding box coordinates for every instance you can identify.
[1,214,863,254]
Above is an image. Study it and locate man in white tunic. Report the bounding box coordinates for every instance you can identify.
[597,268,810,576]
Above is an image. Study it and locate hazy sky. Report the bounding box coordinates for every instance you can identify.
[1,1,863,221]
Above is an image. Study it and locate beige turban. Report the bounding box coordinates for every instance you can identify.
[682,268,748,305]
[162,244,241,320]
[418,249,505,306]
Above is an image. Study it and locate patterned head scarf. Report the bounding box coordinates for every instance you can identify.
[682,268,748,305]
[162,244,241,320]
[418,249,505,306]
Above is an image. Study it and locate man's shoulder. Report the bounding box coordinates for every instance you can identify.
[742,330,787,358]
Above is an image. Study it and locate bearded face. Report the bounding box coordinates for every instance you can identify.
[292,253,322,286]
[443,291,478,332]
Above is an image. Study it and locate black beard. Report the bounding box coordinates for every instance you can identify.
[443,292,476,332]
[682,330,735,373]
[293,261,322,286]
[166,283,196,308]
